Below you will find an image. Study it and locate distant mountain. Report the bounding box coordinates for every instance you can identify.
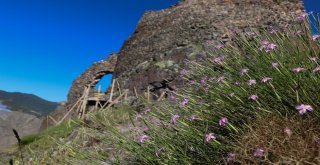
[0,111,42,152]
[0,90,59,117]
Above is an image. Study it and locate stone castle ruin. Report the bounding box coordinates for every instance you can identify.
[43,0,304,128]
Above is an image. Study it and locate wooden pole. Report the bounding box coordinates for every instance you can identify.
[48,115,58,125]
[134,87,138,98]
[105,90,128,109]
[124,90,128,100]
[116,80,122,95]
[58,96,83,124]
[109,79,115,102]
[80,87,90,119]
[95,85,101,109]
[157,91,166,101]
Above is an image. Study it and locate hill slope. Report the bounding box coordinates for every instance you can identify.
[0,90,59,116]
[0,111,42,153]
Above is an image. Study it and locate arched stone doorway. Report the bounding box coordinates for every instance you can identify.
[66,53,117,110]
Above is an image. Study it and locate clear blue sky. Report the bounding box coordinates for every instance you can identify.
[0,0,318,102]
[0,0,179,102]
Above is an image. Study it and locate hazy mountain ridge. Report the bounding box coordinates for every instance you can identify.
[0,90,59,117]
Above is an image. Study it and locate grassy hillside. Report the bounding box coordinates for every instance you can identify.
[0,90,59,116]
[3,13,320,164]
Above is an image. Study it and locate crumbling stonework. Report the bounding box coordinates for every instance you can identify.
[113,0,304,94]
[67,53,117,108]
[41,54,117,129]
[61,0,304,121]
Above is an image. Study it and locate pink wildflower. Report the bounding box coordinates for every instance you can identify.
[295,30,303,35]
[205,133,216,142]
[216,44,224,49]
[208,77,216,81]
[240,68,249,75]
[292,67,307,73]
[181,98,189,106]
[295,104,313,114]
[269,29,277,34]
[247,79,256,86]
[190,80,196,85]
[272,62,279,69]
[200,78,207,85]
[234,81,241,86]
[228,93,235,97]
[213,56,224,65]
[219,117,228,126]
[312,34,320,41]
[246,32,256,36]
[180,69,188,76]
[260,40,269,46]
[227,153,236,163]
[135,114,142,120]
[260,40,277,52]
[296,12,311,21]
[296,14,307,21]
[189,115,197,121]
[217,76,225,82]
[171,114,180,124]
[206,40,214,45]
[310,57,317,62]
[248,94,258,101]
[261,77,272,83]
[143,108,151,114]
[169,95,176,101]
[313,66,320,73]
[266,43,277,52]
[284,127,292,137]
[253,148,265,157]
[139,135,149,143]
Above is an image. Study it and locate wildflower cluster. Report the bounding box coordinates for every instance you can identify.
[109,13,320,164]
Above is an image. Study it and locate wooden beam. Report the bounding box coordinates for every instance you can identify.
[58,86,88,124]
[124,90,128,100]
[57,96,83,124]
[105,90,129,109]
[109,79,115,102]
[134,87,138,98]
[157,91,166,101]
[80,87,90,119]
[116,80,122,95]
[48,115,58,125]
[95,85,101,109]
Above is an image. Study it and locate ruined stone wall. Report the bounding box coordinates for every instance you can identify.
[113,0,304,94]
[42,54,117,129]
[67,53,117,109]
[61,0,304,122]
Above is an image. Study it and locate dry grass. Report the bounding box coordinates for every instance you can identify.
[233,114,320,164]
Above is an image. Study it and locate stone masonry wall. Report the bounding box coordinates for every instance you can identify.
[112,0,304,95]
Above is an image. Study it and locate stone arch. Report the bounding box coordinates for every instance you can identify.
[66,53,117,109]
